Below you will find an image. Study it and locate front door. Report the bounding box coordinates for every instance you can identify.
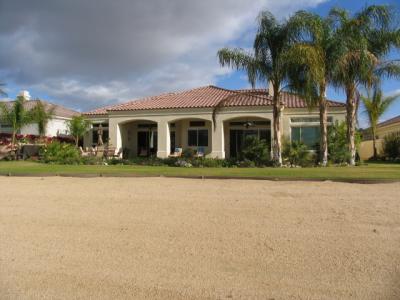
[137,131,148,156]
[137,131,158,156]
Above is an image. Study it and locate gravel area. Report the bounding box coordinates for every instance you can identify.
[1,177,399,299]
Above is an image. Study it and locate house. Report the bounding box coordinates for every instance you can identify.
[0,90,79,137]
[360,115,400,160]
[83,85,346,159]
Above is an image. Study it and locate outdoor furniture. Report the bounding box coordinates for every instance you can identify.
[138,147,148,157]
[104,146,116,159]
[0,145,12,160]
[114,148,123,159]
[89,147,96,156]
[169,147,183,158]
[79,147,90,157]
[195,147,205,158]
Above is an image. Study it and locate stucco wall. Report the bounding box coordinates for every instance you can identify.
[360,120,400,160]
[84,106,346,159]
[3,117,71,137]
[360,139,384,160]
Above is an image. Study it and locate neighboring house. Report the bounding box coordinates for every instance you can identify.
[83,85,346,159]
[0,91,80,137]
[360,115,400,160]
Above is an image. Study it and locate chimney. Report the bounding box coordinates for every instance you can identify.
[268,81,274,97]
[18,90,31,101]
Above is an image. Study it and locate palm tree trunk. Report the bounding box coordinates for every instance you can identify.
[11,130,16,149]
[11,130,17,160]
[75,136,79,147]
[372,126,377,159]
[346,85,357,166]
[272,91,282,166]
[319,94,328,167]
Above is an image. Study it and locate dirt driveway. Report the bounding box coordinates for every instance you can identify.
[0,177,399,299]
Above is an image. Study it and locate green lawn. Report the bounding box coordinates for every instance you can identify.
[0,161,399,181]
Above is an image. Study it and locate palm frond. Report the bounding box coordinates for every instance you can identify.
[217,48,261,87]
[374,60,400,80]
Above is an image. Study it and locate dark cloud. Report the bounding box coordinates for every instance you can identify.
[0,0,325,111]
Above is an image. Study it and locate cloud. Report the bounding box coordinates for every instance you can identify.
[0,0,326,111]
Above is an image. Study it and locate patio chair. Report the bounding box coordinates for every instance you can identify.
[104,146,116,159]
[169,147,183,158]
[138,147,148,157]
[195,147,205,158]
[113,148,123,159]
[79,146,90,157]
[89,147,96,156]
[0,145,12,160]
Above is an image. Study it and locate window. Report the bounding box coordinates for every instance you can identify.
[92,128,109,145]
[138,123,157,129]
[291,117,333,123]
[189,121,205,127]
[229,121,270,126]
[291,126,320,149]
[188,129,208,147]
[0,123,12,131]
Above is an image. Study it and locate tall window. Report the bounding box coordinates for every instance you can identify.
[188,129,208,147]
[291,126,320,149]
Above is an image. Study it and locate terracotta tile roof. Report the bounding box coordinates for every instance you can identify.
[377,115,400,128]
[1,99,80,118]
[83,85,345,115]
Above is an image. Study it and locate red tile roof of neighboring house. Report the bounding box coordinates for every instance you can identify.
[377,115,400,128]
[1,99,79,118]
[83,85,345,116]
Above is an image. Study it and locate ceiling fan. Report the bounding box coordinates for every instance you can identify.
[243,119,255,129]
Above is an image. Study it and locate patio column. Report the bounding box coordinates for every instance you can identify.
[157,119,170,158]
[210,117,225,159]
[108,118,122,150]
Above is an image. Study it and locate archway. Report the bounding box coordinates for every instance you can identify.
[119,119,158,158]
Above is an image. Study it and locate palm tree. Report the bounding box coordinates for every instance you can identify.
[218,11,296,166]
[0,96,33,148]
[67,115,91,147]
[31,101,54,137]
[361,87,400,159]
[329,5,400,165]
[285,11,338,166]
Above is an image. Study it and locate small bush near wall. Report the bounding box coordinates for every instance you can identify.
[40,141,82,164]
[327,122,361,164]
[241,136,271,167]
[282,139,314,167]
[382,132,400,161]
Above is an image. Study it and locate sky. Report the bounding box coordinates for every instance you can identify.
[0,0,399,127]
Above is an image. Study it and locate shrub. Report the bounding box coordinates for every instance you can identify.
[238,159,256,168]
[382,132,400,160]
[282,139,313,167]
[327,121,361,164]
[40,141,81,164]
[240,136,271,166]
[182,148,196,159]
[190,158,226,168]
[327,122,350,164]
[128,156,166,166]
